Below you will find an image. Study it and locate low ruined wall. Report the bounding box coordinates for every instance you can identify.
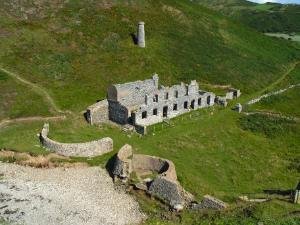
[192,195,228,210]
[40,124,113,157]
[132,154,177,181]
[86,100,109,125]
[112,144,133,179]
[112,144,190,208]
[148,176,184,206]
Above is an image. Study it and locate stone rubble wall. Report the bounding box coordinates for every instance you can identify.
[40,124,113,157]
[86,100,109,125]
[112,144,192,208]
[132,82,215,127]
[193,195,228,210]
[132,154,177,181]
[112,144,133,179]
[247,84,300,105]
[148,176,184,206]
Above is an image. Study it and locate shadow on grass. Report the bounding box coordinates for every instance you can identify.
[263,189,293,196]
[130,33,138,45]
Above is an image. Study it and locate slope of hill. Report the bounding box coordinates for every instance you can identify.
[0,0,299,114]
[197,0,300,33]
[1,0,300,224]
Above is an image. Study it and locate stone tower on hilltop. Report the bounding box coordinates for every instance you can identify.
[137,21,145,48]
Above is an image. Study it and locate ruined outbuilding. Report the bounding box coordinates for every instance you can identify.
[86,74,216,134]
[112,144,194,209]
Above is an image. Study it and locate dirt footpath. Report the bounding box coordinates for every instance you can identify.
[0,162,144,225]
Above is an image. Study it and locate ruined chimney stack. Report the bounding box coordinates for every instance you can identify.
[137,21,145,48]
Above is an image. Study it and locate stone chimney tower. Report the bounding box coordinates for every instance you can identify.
[137,21,145,48]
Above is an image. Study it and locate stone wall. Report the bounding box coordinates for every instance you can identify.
[112,144,193,208]
[87,75,216,129]
[148,176,184,206]
[132,82,215,127]
[193,195,228,210]
[86,100,108,125]
[108,101,129,125]
[132,154,177,181]
[40,124,113,157]
[112,144,133,179]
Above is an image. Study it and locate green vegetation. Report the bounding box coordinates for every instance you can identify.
[0,70,52,120]
[197,0,300,33]
[248,87,300,117]
[0,0,299,114]
[239,114,297,137]
[1,105,300,223]
[0,0,300,224]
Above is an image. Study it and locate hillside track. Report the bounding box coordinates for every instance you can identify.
[0,66,66,114]
[245,60,300,105]
[0,115,66,130]
[269,61,300,90]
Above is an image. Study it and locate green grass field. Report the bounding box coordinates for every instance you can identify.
[0,0,300,224]
[0,0,299,113]
[198,0,300,33]
[0,70,52,120]
[1,103,300,224]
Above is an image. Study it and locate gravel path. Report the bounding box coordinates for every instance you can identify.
[0,163,144,225]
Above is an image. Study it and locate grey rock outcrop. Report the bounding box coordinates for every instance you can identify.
[39,124,113,157]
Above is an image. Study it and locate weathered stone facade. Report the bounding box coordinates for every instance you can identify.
[86,100,108,125]
[137,21,145,48]
[87,74,216,133]
[40,123,113,157]
[112,144,193,209]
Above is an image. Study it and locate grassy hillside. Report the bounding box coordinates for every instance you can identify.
[0,0,299,113]
[1,0,300,224]
[198,0,300,33]
[0,70,53,120]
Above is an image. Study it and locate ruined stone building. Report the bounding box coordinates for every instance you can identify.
[86,74,215,132]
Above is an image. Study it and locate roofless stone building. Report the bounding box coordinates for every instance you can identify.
[86,74,215,134]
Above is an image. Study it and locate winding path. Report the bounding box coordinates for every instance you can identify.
[245,61,300,105]
[0,66,75,130]
[246,83,300,105]
[0,66,64,114]
[0,116,66,129]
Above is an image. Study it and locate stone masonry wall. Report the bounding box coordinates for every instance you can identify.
[40,124,113,157]
[112,144,191,208]
[132,81,215,127]
[86,100,109,125]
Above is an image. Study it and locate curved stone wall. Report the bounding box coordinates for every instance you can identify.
[132,154,177,181]
[112,144,193,208]
[40,123,113,157]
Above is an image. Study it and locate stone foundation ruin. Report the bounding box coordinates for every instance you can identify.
[39,123,113,157]
[215,88,241,107]
[111,144,193,209]
[111,144,228,211]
